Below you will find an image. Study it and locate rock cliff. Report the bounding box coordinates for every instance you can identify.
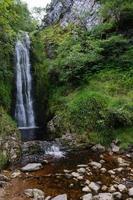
[43,0,100,29]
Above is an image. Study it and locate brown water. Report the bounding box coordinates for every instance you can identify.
[4,149,133,200]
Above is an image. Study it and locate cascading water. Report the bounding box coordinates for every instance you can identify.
[15,32,35,128]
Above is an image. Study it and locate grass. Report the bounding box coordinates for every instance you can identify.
[49,69,133,146]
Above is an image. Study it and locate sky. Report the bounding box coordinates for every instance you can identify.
[22,0,51,10]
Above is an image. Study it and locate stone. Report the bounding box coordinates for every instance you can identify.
[64,169,71,173]
[108,170,115,175]
[101,185,108,192]
[129,187,133,197]
[77,168,86,174]
[77,176,84,180]
[108,186,116,193]
[92,144,105,153]
[114,168,123,173]
[65,173,72,179]
[21,163,43,172]
[89,182,100,193]
[82,193,93,200]
[51,194,67,200]
[82,186,91,193]
[117,184,127,192]
[93,193,113,200]
[85,180,91,185]
[100,160,105,164]
[11,170,21,178]
[112,192,122,199]
[117,157,130,167]
[111,143,120,153]
[71,172,80,178]
[45,197,52,200]
[89,162,102,169]
[77,165,88,168]
[101,168,107,173]
[24,189,45,200]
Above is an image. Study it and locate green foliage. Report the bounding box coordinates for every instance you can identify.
[48,70,133,145]
[0,0,36,111]
[0,106,19,169]
[31,0,133,145]
[0,106,18,137]
[0,152,8,170]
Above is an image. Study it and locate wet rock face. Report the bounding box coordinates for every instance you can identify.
[43,0,100,30]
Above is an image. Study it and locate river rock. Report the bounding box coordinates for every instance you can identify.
[117,157,130,167]
[24,189,45,200]
[128,187,133,197]
[91,144,105,153]
[101,185,108,192]
[82,193,92,200]
[100,168,107,173]
[71,172,80,178]
[77,168,86,174]
[108,185,116,193]
[89,162,102,169]
[117,184,127,192]
[77,165,88,168]
[112,192,122,199]
[93,193,113,200]
[89,182,100,193]
[21,163,43,172]
[82,186,91,193]
[51,194,67,200]
[111,143,120,153]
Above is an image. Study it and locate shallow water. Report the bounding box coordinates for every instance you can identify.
[5,148,133,200]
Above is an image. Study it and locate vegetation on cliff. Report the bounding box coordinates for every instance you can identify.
[32,0,133,146]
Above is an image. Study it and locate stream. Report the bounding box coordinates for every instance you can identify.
[2,143,133,200]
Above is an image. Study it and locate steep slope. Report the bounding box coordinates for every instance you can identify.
[43,0,100,29]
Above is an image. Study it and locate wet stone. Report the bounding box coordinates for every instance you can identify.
[51,194,67,200]
[21,163,43,172]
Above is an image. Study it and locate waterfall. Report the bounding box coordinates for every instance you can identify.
[15,32,36,128]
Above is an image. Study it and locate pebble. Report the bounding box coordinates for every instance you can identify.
[82,186,91,193]
[89,182,100,193]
